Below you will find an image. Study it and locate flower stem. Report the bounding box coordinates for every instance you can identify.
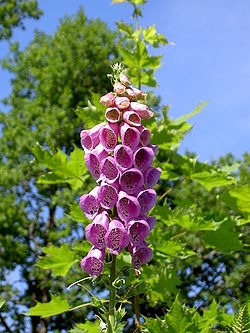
[108,254,117,333]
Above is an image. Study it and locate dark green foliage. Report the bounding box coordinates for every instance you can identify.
[0,0,43,40]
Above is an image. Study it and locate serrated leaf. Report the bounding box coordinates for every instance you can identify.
[34,145,87,190]
[24,294,70,318]
[204,218,243,252]
[119,40,161,70]
[194,299,219,332]
[75,96,105,129]
[156,240,194,258]
[191,171,236,191]
[69,321,100,333]
[142,25,168,47]
[142,315,169,333]
[116,21,133,36]
[165,295,199,333]
[68,203,89,225]
[172,102,207,126]
[221,184,250,220]
[37,244,77,276]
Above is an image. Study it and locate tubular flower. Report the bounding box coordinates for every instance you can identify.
[85,211,109,249]
[79,68,161,276]
[105,219,129,255]
[81,247,105,277]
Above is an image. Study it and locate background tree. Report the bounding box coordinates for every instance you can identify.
[0,0,42,41]
[0,8,119,332]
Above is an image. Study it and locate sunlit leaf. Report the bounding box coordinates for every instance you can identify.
[37,244,78,276]
[204,218,243,252]
[221,184,250,220]
[191,170,236,191]
[24,294,70,318]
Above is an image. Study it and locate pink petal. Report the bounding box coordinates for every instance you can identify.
[122,110,141,127]
[105,219,129,255]
[115,96,130,110]
[99,156,120,183]
[100,92,115,107]
[97,182,118,209]
[119,74,130,87]
[119,168,144,195]
[137,189,157,215]
[105,107,121,123]
[134,146,155,172]
[85,211,109,249]
[117,191,140,222]
[127,219,150,245]
[114,144,133,170]
[81,247,105,277]
[80,123,104,150]
[99,122,118,151]
[139,125,151,146]
[113,82,126,95]
[130,102,154,119]
[79,187,100,220]
[119,122,140,151]
[130,244,153,269]
[125,88,137,102]
[144,167,161,188]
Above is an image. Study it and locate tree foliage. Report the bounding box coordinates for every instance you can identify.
[0,0,43,41]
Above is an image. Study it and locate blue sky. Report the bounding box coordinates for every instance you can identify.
[1,0,249,162]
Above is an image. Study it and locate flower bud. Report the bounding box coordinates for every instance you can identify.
[130,102,154,119]
[115,96,130,110]
[100,92,115,107]
[113,82,126,95]
[119,74,130,87]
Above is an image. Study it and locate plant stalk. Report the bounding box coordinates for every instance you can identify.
[108,254,117,333]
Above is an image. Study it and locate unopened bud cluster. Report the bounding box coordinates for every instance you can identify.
[79,70,161,277]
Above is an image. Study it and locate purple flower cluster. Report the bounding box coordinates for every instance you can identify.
[79,73,161,277]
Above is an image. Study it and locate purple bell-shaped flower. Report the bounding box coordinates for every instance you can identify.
[105,219,129,255]
[85,211,109,249]
[81,247,105,277]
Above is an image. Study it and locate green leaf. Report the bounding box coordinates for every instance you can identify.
[221,184,250,220]
[194,299,219,332]
[37,244,78,276]
[164,295,199,333]
[75,95,105,129]
[143,295,199,333]
[204,218,243,252]
[69,321,100,333]
[227,303,250,333]
[191,170,236,191]
[172,102,207,126]
[68,203,89,225]
[155,240,195,258]
[142,24,168,47]
[24,294,70,318]
[119,40,161,70]
[34,144,88,190]
[142,315,170,333]
[116,21,133,37]
[0,297,5,309]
